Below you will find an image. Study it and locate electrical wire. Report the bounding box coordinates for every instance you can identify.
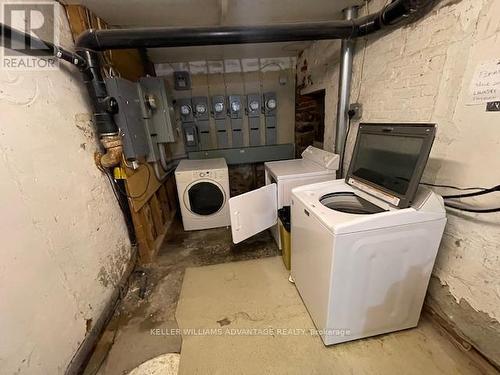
[444,203,500,213]
[100,167,138,245]
[104,170,128,209]
[259,61,287,85]
[339,117,352,177]
[112,165,152,199]
[420,182,500,213]
[441,184,500,200]
[260,62,284,71]
[354,0,370,104]
[419,182,488,191]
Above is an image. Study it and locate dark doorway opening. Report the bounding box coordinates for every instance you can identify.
[295,89,325,157]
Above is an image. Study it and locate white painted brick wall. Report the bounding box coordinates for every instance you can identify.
[298,0,500,331]
[0,2,132,373]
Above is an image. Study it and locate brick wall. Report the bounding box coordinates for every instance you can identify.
[298,0,500,365]
[295,70,325,157]
[228,164,265,197]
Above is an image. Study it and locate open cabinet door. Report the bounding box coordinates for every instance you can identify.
[229,183,277,244]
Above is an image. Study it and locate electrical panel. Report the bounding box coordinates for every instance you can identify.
[246,93,262,146]
[263,92,277,145]
[174,71,191,90]
[211,95,228,149]
[177,98,199,152]
[175,92,278,152]
[228,95,243,147]
[105,77,176,163]
[139,77,175,144]
[105,77,149,161]
[138,77,176,163]
[192,96,211,150]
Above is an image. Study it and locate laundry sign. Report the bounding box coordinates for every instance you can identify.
[467,59,500,105]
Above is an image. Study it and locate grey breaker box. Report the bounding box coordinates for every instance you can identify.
[192,96,212,150]
[105,77,149,161]
[211,95,228,149]
[178,98,199,152]
[139,77,175,144]
[263,92,277,145]
[138,77,176,163]
[228,95,244,147]
[246,94,262,146]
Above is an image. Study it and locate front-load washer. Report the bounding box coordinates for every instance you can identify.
[291,123,446,345]
[227,146,339,245]
[175,158,230,231]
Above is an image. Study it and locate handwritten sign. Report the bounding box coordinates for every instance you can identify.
[467,59,500,105]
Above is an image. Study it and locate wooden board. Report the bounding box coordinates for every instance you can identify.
[64,5,145,81]
[124,163,163,213]
[129,178,177,263]
[64,3,178,264]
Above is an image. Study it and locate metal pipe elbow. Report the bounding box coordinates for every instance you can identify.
[98,135,123,168]
[75,28,100,50]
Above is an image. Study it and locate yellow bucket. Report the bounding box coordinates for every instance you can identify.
[279,218,291,270]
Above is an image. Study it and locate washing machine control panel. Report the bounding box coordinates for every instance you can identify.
[195,171,211,178]
[192,170,226,181]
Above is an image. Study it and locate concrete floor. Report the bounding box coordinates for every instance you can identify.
[84,218,278,375]
[84,218,497,375]
[177,257,498,375]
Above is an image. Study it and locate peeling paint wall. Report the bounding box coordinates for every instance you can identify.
[0,1,131,373]
[297,0,500,363]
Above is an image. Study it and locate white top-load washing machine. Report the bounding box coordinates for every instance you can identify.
[291,123,447,346]
[175,158,230,231]
[228,146,339,245]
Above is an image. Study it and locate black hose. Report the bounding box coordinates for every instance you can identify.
[442,185,500,200]
[77,49,119,135]
[445,203,500,213]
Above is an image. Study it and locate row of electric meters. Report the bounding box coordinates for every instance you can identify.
[178,92,277,151]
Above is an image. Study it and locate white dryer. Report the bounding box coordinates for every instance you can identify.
[291,123,447,346]
[228,146,339,245]
[265,146,339,209]
[175,158,230,231]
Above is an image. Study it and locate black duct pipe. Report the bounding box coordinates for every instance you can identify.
[75,0,427,50]
[76,21,352,50]
[0,0,431,138]
[77,49,119,135]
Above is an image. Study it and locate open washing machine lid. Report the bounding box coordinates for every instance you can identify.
[292,180,446,235]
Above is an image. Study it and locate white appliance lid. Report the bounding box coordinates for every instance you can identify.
[176,158,227,172]
[265,158,336,180]
[301,146,340,170]
[292,180,446,235]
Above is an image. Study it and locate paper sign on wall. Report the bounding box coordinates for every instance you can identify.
[467,59,500,105]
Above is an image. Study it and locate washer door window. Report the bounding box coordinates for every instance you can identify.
[186,180,225,215]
